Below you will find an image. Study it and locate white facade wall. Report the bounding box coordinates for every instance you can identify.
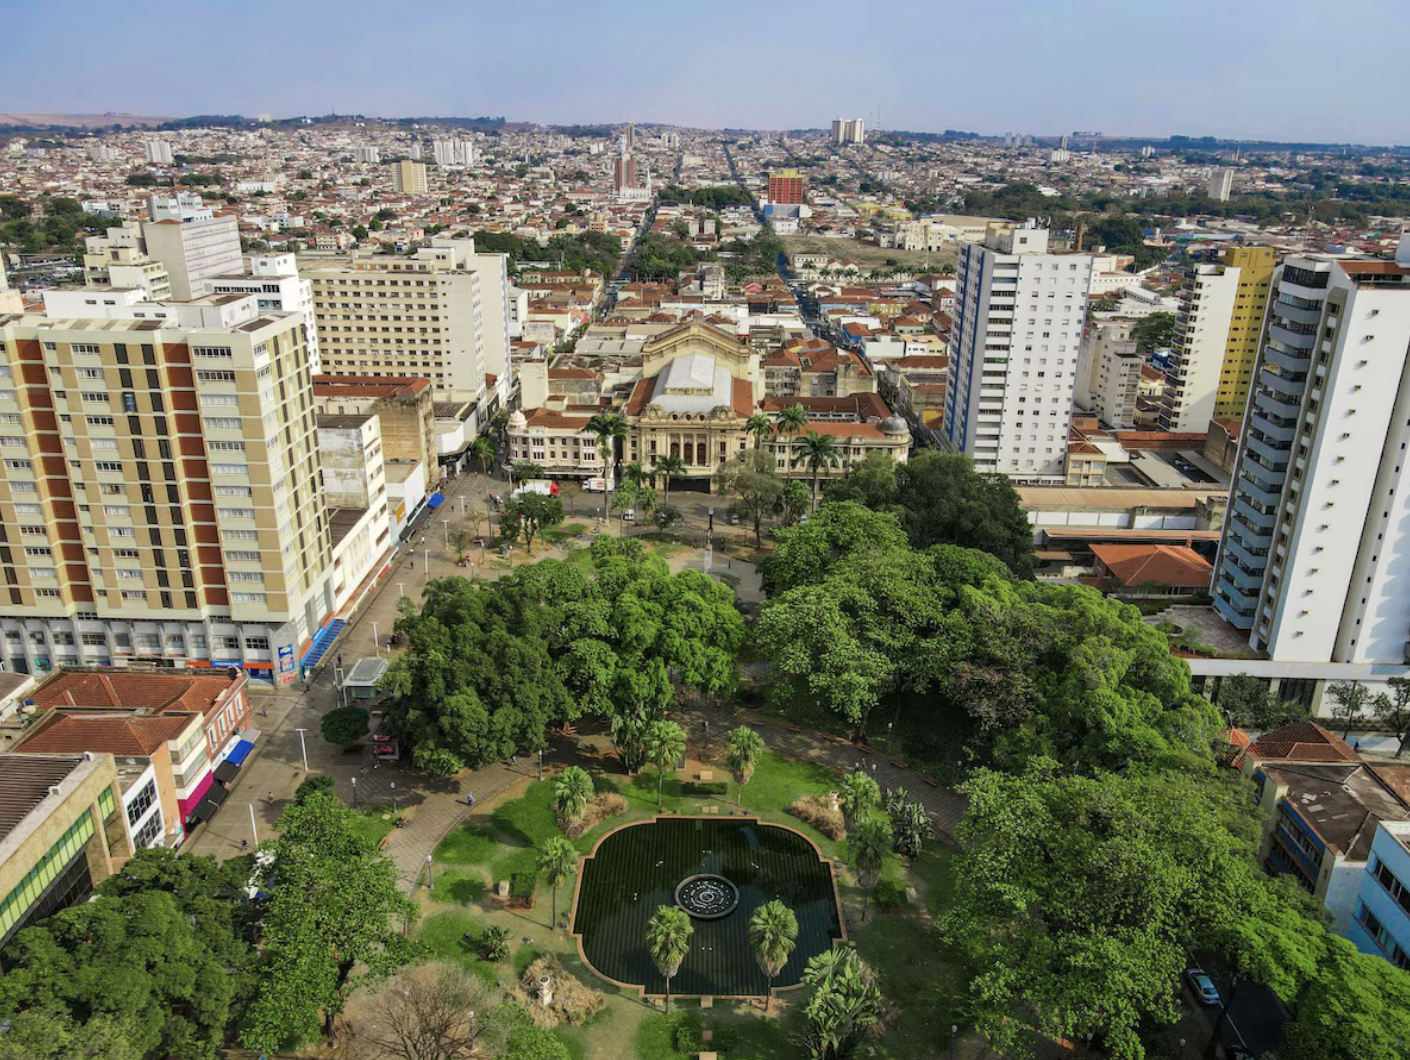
[1161,264,1240,432]
[945,223,1094,481]
[142,215,242,301]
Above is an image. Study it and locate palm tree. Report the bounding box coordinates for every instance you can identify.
[651,453,686,503]
[725,725,764,806]
[774,404,809,439]
[645,719,686,810]
[848,816,892,923]
[585,412,628,520]
[792,430,841,513]
[749,900,798,1011]
[537,836,578,929]
[745,413,774,451]
[647,905,693,1014]
[470,435,496,476]
[553,766,594,836]
[838,771,880,834]
[622,461,648,489]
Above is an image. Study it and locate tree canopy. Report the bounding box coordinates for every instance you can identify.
[383,538,745,773]
[823,452,1036,577]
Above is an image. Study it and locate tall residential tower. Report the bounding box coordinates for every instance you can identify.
[943,221,1094,481]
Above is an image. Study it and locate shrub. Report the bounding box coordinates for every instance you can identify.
[682,781,728,797]
[320,705,370,748]
[513,955,606,1027]
[294,774,336,804]
[786,794,845,840]
[579,791,628,831]
[873,878,909,911]
[510,871,537,906]
[478,925,512,961]
[674,1012,740,1053]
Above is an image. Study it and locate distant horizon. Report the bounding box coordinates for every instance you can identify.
[1,111,1404,150]
[2,0,1406,145]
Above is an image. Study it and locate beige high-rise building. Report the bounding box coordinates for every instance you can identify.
[0,297,335,683]
[303,237,512,401]
[82,222,172,300]
[140,195,241,301]
[392,160,428,195]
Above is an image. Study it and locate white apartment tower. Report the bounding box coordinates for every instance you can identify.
[144,141,174,165]
[141,194,242,301]
[353,146,381,164]
[1208,167,1234,202]
[1159,261,1242,432]
[432,139,474,168]
[1213,243,1410,670]
[303,236,511,403]
[831,118,866,145]
[943,221,1095,481]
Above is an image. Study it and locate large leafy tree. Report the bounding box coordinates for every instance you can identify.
[240,793,417,1053]
[716,450,784,546]
[383,542,743,774]
[0,887,253,1060]
[1279,934,1410,1060]
[503,492,564,555]
[822,451,1035,576]
[942,765,1272,1060]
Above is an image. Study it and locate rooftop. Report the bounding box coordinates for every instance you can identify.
[13,711,194,757]
[1249,721,1362,765]
[32,670,241,719]
[1265,761,1410,859]
[0,754,90,843]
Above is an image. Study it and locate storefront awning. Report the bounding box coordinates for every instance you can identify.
[212,760,240,785]
[203,784,230,808]
[224,729,261,767]
[426,492,446,510]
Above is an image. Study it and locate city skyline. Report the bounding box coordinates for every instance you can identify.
[2,0,1408,145]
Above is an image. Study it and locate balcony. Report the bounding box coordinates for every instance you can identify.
[1249,408,1297,444]
[1272,300,1323,327]
[1233,495,1277,532]
[1262,369,1308,400]
[1224,532,1270,571]
[1269,324,1317,353]
[1245,432,1292,466]
[1265,344,1312,374]
[1221,558,1267,592]
[1238,470,1284,509]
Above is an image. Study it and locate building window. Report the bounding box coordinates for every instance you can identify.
[126,779,157,827]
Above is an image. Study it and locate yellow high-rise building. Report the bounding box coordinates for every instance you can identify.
[1213,245,1276,419]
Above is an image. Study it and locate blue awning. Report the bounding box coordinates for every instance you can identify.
[426,492,446,510]
[225,738,257,767]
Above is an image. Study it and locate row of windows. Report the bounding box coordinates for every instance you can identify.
[0,808,97,938]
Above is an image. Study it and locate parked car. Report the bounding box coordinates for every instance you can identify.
[727,511,740,525]
[1186,967,1220,1006]
[621,509,635,522]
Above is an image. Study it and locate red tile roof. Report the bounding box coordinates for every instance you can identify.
[14,712,195,757]
[1090,543,1212,589]
[1247,721,1361,764]
[32,671,240,720]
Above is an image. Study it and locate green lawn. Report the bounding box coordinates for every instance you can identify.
[347,804,397,849]
[419,910,499,985]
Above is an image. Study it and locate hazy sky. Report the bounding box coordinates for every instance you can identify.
[1,0,1406,144]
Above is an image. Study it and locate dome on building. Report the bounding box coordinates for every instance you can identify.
[508,410,528,429]
[881,414,909,436]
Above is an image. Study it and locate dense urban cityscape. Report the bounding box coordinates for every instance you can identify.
[1,53,1410,1060]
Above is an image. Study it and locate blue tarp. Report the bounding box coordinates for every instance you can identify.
[426,492,446,510]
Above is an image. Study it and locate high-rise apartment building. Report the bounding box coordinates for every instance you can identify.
[768,170,804,205]
[943,221,1094,481]
[0,295,335,681]
[1075,319,1142,429]
[1213,244,1410,670]
[614,155,637,194]
[144,141,174,165]
[206,254,320,371]
[353,146,381,164]
[141,194,241,302]
[432,139,474,167]
[1208,167,1235,202]
[1159,246,1276,433]
[1214,246,1276,418]
[831,118,866,145]
[303,237,512,402]
[392,160,427,195]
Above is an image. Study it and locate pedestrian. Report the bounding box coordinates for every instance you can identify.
[465,792,475,807]
[1355,739,1362,752]
[410,560,414,571]
[360,768,367,779]
[240,838,248,851]
[511,755,518,766]
[267,791,274,803]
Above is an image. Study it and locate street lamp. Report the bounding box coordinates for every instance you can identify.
[294,727,309,771]
[371,622,380,657]
[334,667,346,708]
[537,747,545,781]
[351,776,358,809]
[424,549,429,580]
[397,582,405,600]
[391,782,398,813]
[249,803,259,846]
[950,1025,957,1060]
[427,853,434,891]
